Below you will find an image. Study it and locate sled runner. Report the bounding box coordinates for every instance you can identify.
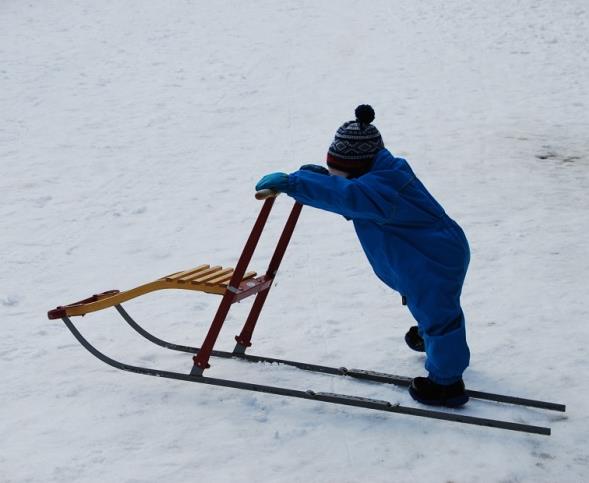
[48,189,566,435]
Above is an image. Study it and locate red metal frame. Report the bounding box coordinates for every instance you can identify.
[234,201,303,353]
[191,198,303,375]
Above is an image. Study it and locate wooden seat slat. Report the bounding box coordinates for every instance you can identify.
[204,270,236,285]
[220,271,257,286]
[165,264,210,281]
[192,267,233,284]
[177,266,221,283]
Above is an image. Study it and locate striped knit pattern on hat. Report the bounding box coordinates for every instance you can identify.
[327,120,384,176]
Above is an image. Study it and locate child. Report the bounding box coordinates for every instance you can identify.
[256,105,471,407]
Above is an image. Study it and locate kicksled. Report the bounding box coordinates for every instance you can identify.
[48,189,566,436]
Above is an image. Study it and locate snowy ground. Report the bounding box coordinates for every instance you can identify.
[1,1,588,481]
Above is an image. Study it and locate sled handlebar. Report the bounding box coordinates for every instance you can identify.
[255,189,279,200]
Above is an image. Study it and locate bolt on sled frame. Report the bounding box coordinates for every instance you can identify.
[48,190,566,435]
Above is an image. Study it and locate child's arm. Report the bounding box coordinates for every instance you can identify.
[285,170,394,223]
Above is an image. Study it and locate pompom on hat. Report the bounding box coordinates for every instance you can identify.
[326,105,384,177]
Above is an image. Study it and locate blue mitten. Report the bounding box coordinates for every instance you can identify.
[300,164,329,175]
[255,172,290,192]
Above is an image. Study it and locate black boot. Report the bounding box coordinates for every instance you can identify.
[405,326,425,352]
[409,377,469,407]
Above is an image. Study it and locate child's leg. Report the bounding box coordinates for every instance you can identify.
[409,218,470,383]
[422,311,470,384]
[407,289,470,384]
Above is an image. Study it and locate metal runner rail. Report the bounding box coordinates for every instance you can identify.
[115,304,566,413]
[62,314,553,436]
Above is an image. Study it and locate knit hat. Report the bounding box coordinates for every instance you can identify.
[326,105,384,177]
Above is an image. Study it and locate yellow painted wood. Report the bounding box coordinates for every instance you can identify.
[196,268,234,284]
[165,265,209,281]
[178,266,221,283]
[66,280,168,316]
[220,271,257,286]
[204,269,235,285]
[188,266,225,283]
[61,264,260,317]
[164,271,183,279]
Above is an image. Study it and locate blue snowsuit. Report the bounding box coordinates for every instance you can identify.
[285,148,470,384]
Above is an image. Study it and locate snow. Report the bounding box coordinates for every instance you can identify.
[1,0,588,481]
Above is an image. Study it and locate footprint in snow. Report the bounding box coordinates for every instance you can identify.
[1,296,20,307]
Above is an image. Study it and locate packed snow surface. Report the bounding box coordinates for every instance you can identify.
[1,1,588,481]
